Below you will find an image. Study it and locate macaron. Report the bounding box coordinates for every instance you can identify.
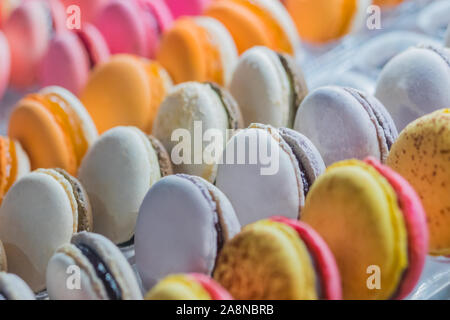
[216,124,325,226]
[387,109,450,256]
[135,174,241,290]
[60,0,110,24]
[47,231,143,300]
[206,0,299,54]
[0,30,11,100]
[157,16,238,86]
[214,217,341,300]
[230,46,308,128]
[9,86,98,176]
[164,0,211,18]
[294,86,398,167]
[0,137,30,205]
[146,273,232,300]
[96,0,173,58]
[283,0,371,44]
[3,0,66,88]
[39,23,110,95]
[301,158,428,299]
[0,240,6,272]
[78,126,172,245]
[80,54,172,134]
[153,81,243,182]
[375,45,450,131]
[0,273,35,300]
[0,168,93,292]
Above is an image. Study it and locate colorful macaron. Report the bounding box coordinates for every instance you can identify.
[230,46,308,128]
[216,124,325,226]
[81,54,172,134]
[153,82,243,182]
[96,0,173,58]
[302,158,428,299]
[387,109,450,256]
[9,86,98,176]
[283,0,370,44]
[3,0,66,88]
[39,23,110,95]
[294,86,398,166]
[78,126,172,245]
[0,137,30,205]
[214,217,341,300]
[146,273,232,300]
[0,30,11,100]
[375,45,450,131]
[157,16,238,85]
[164,0,212,18]
[0,168,93,292]
[206,0,299,54]
[47,231,143,300]
[0,273,35,300]
[135,174,241,290]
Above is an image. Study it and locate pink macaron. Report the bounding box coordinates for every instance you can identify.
[0,30,11,100]
[39,23,110,95]
[3,0,66,89]
[60,0,111,24]
[164,0,212,18]
[364,157,428,300]
[95,0,173,58]
[270,217,342,300]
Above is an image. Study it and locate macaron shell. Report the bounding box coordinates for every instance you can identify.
[135,175,238,290]
[215,125,302,226]
[0,241,6,272]
[230,46,293,128]
[191,273,233,300]
[271,217,342,300]
[301,161,409,299]
[146,274,213,300]
[365,157,428,299]
[375,46,450,131]
[164,0,211,18]
[95,0,148,57]
[78,126,161,244]
[80,55,152,133]
[214,219,318,300]
[71,232,143,300]
[0,171,75,292]
[3,0,52,88]
[77,23,111,65]
[294,86,384,166]
[61,0,110,23]
[39,31,91,95]
[153,82,230,182]
[0,273,36,300]
[8,99,77,174]
[0,31,10,99]
[387,110,450,256]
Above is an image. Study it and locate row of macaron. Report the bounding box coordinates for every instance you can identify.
[0,0,415,99]
[0,83,448,300]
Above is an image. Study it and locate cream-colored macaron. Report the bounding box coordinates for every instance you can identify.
[0,168,92,292]
[78,126,172,245]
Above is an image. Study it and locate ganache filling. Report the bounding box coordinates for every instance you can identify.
[76,244,122,300]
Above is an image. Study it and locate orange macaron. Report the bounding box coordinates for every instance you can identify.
[206,0,299,54]
[157,16,237,86]
[9,86,98,176]
[0,137,30,204]
[81,54,172,134]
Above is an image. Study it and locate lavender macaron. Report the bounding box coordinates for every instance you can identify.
[215,124,325,227]
[294,86,398,167]
[135,174,240,291]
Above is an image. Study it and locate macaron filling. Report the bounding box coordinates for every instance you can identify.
[229,0,293,53]
[207,82,242,130]
[138,0,164,36]
[75,243,122,300]
[343,87,397,160]
[29,92,89,167]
